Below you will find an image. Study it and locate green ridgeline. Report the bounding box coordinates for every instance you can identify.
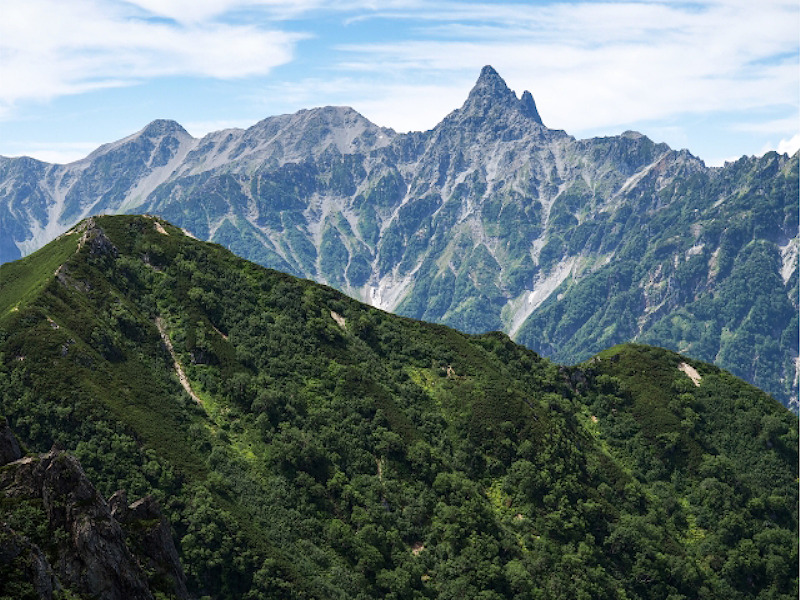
[0,215,796,600]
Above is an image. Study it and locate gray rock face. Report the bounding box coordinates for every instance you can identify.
[110,490,190,600]
[458,64,543,125]
[0,441,188,600]
[1,450,154,600]
[0,522,59,599]
[0,417,22,465]
[0,66,797,407]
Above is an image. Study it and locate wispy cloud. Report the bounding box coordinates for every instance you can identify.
[734,117,800,135]
[248,76,466,131]
[0,0,796,162]
[4,141,101,164]
[327,0,799,136]
[760,133,800,157]
[0,0,303,113]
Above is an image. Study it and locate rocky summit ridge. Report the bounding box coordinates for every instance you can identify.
[456,65,544,124]
[0,66,797,408]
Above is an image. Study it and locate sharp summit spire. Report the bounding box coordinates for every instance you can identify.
[461,65,544,125]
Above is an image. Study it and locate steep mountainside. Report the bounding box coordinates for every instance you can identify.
[0,67,797,408]
[0,215,796,599]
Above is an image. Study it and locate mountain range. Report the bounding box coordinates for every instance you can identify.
[0,66,797,407]
[0,214,796,599]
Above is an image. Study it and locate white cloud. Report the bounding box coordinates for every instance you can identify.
[122,0,418,23]
[0,0,796,161]
[734,117,800,135]
[759,132,800,157]
[123,0,249,22]
[776,133,800,155]
[352,84,465,132]
[0,0,303,113]
[329,1,799,138]
[248,76,464,131]
[4,142,101,164]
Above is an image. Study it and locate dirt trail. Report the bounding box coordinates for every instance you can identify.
[155,317,202,404]
[211,323,229,340]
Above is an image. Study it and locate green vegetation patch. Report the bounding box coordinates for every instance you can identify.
[0,229,80,322]
[0,215,795,600]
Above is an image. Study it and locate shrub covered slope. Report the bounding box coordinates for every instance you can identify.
[0,215,796,599]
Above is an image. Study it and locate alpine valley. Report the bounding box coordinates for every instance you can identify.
[0,214,797,599]
[0,66,797,408]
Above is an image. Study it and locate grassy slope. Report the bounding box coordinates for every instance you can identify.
[0,228,80,320]
[0,215,796,600]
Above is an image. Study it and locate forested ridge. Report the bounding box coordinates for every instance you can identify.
[0,215,796,599]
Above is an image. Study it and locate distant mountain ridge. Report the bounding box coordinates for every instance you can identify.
[1,66,797,407]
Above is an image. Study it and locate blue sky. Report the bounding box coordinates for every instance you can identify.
[0,0,797,167]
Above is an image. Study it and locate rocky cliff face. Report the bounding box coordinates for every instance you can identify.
[0,421,188,600]
[0,66,796,407]
[109,490,190,600]
[0,417,22,464]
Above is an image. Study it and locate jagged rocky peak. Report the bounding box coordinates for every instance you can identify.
[83,118,193,163]
[242,104,394,161]
[300,105,372,125]
[250,105,389,137]
[459,65,544,125]
[621,130,646,140]
[520,90,542,123]
[109,490,190,600]
[139,119,191,139]
[1,448,156,599]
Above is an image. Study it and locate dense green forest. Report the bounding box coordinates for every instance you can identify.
[0,215,796,599]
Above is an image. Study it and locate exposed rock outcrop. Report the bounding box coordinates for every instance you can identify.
[1,449,154,599]
[110,490,190,599]
[0,417,22,465]
[0,423,188,599]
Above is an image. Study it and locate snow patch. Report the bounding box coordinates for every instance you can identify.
[15,165,75,256]
[365,272,417,312]
[530,237,548,262]
[119,133,197,211]
[617,152,670,195]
